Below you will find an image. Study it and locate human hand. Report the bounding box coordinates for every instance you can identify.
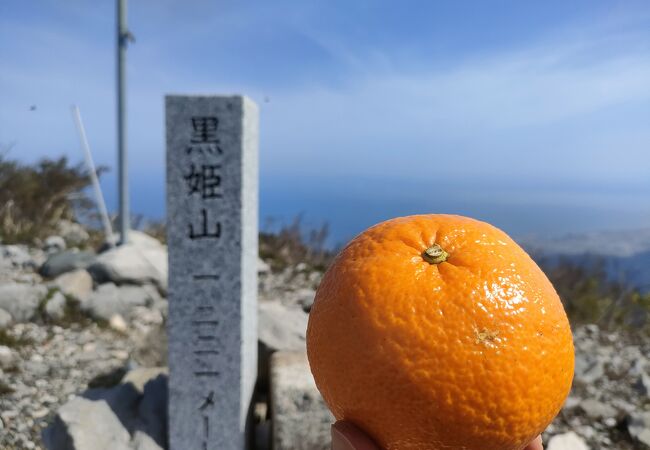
[331,421,544,450]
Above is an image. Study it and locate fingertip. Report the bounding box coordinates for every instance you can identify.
[331,421,380,450]
[524,435,543,450]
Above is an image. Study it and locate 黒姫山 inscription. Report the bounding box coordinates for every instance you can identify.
[166,95,258,450]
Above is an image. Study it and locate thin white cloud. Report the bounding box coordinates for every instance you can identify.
[259,23,650,185]
[1,2,649,191]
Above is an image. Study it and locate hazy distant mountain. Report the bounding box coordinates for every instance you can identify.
[520,228,650,292]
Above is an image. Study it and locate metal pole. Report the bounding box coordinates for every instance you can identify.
[71,105,116,248]
[117,0,129,245]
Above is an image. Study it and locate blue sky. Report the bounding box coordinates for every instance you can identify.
[1,1,649,243]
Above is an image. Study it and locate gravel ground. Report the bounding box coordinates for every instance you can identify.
[0,321,156,449]
[1,263,649,449]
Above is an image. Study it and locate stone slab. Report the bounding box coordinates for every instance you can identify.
[166,95,258,450]
[269,351,333,450]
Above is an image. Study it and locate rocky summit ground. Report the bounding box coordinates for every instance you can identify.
[0,229,649,449]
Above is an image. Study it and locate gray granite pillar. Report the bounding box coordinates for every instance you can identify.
[166,95,258,449]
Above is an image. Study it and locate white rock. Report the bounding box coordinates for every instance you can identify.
[604,417,617,427]
[292,287,316,312]
[563,396,581,410]
[258,301,309,384]
[576,424,595,440]
[1,409,18,421]
[258,257,271,274]
[109,230,162,249]
[308,271,322,286]
[611,398,636,414]
[110,349,130,360]
[258,301,308,353]
[44,291,66,321]
[42,367,167,450]
[41,394,58,404]
[630,359,647,377]
[1,245,33,268]
[82,283,160,321]
[0,308,12,329]
[42,396,132,450]
[628,411,650,448]
[88,232,167,294]
[547,431,589,450]
[31,408,49,419]
[131,431,163,450]
[131,306,163,325]
[0,283,47,322]
[57,220,90,247]
[606,355,628,377]
[0,345,18,370]
[579,398,617,419]
[97,229,162,254]
[574,353,605,384]
[270,351,333,450]
[637,429,650,448]
[109,314,128,333]
[43,236,66,253]
[53,269,93,302]
[634,373,650,399]
[295,262,308,272]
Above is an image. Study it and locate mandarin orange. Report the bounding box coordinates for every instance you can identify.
[306,214,574,450]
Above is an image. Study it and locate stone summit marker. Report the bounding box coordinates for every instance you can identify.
[166,95,258,449]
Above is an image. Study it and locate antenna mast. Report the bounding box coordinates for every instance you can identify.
[117,0,133,245]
